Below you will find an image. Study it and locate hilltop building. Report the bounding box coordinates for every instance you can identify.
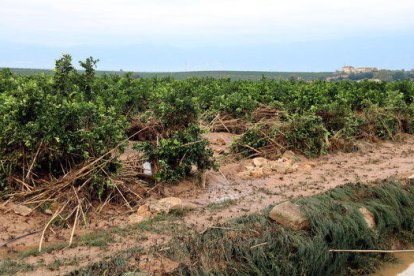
[342,66,378,74]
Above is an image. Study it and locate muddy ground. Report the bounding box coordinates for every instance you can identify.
[1,133,414,275]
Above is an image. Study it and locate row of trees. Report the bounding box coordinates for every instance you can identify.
[1,55,414,197]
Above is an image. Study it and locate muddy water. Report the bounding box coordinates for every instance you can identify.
[375,253,414,276]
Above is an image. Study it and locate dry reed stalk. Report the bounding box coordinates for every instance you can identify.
[68,205,80,247]
[39,201,68,252]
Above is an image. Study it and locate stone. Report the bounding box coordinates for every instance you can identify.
[253,157,268,168]
[138,255,179,274]
[269,201,309,230]
[359,207,376,230]
[270,160,298,174]
[149,197,183,214]
[149,197,196,214]
[128,204,152,224]
[137,204,152,218]
[0,202,33,216]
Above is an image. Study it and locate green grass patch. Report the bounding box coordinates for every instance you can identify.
[17,212,183,261]
[46,256,81,271]
[78,231,114,248]
[0,260,34,275]
[18,242,67,258]
[68,247,142,276]
[206,199,238,210]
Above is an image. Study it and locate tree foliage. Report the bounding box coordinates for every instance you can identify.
[1,54,414,191]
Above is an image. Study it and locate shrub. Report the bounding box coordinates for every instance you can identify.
[361,106,401,140]
[284,114,329,157]
[403,104,414,134]
[0,56,127,195]
[0,69,18,94]
[150,82,198,129]
[220,91,258,117]
[136,125,215,183]
[387,79,414,105]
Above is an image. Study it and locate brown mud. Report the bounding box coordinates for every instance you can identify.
[1,133,414,275]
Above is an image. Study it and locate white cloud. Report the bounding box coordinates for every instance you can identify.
[1,0,413,46]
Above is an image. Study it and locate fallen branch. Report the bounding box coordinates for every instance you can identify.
[0,230,42,248]
[218,115,231,133]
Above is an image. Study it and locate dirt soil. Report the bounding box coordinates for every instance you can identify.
[1,133,414,275]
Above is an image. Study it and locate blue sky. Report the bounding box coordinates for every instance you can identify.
[1,0,413,71]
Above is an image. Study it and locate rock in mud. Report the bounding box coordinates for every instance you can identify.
[137,204,151,216]
[149,197,197,214]
[150,197,182,214]
[271,159,298,174]
[269,201,309,230]
[0,202,33,217]
[138,255,179,274]
[239,156,299,179]
[359,207,376,230]
[128,204,152,224]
